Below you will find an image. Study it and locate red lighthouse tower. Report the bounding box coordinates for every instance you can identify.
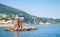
[14,15,20,29]
[14,15,23,30]
[15,15,19,25]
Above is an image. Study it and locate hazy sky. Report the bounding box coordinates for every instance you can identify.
[0,0,60,18]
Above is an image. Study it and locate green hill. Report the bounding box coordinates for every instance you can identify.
[0,3,34,23]
[0,3,60,24]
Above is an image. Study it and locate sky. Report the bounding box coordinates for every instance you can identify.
[0,0,60,18]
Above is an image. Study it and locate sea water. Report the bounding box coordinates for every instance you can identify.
[0,24,60,37]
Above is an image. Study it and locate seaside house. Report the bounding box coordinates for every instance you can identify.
[39,21,44,24]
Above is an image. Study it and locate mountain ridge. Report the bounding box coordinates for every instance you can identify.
[0,3,60,24]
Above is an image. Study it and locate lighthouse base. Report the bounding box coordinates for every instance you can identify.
[5,26,37,31]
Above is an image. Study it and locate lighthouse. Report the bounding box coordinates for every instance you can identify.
[15,15,19,25]
[14,15,24,30]
[14,15,20,30]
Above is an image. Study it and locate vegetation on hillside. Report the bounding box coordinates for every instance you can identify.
[0,3,60,24]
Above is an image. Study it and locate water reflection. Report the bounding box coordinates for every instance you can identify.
[1,24,60,37]
[15,31,19,37]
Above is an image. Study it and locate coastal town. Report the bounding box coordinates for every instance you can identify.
[0,14,59,26]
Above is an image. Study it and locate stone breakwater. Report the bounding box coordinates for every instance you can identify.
[0,24,37,31]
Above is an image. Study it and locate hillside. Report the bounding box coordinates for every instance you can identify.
[0,3,60,24]
[0,3,34,23]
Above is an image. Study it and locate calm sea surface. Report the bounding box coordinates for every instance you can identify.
[0,24,60,37]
